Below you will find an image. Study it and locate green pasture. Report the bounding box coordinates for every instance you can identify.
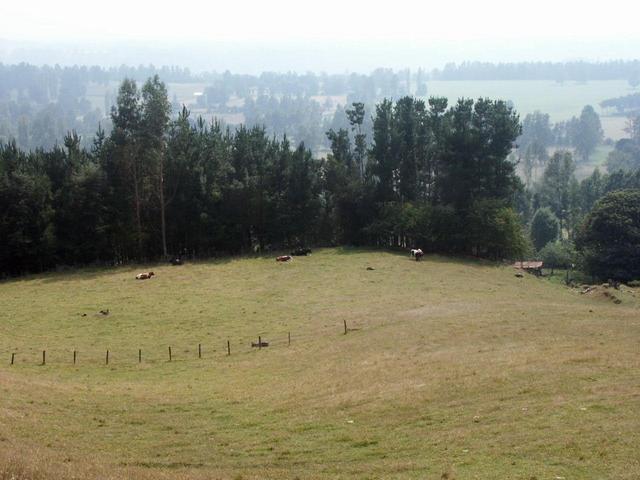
[1,249,639,479]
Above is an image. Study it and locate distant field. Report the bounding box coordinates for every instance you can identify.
[84,81,209,115]
[426,80,631,120]
[426,80,633,140]
[1,249,639,479]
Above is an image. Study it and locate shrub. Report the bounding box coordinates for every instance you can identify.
[539,241,576,274]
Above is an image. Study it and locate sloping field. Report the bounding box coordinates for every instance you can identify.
[0,249,639,479]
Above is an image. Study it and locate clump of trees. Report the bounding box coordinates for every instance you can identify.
[516,106,604,191]
[606,115,640,173]
[539,241,575,275]
[519,129,640,281]
[600,92,640,115]
[576,190,640,281]
[327,96,526,259]
[0,77,530,276]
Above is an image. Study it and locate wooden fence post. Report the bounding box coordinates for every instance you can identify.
[168,346,172,362]
[42,350,46,365]
[139,349,142,363]
[198,343,202,359]
[11,353,15,365]
[344,320,348,335]
[259,336,262,350]
[106,350,109,365]
[227,340,231,356]
[73,350,77,365]
[288,332,291,346]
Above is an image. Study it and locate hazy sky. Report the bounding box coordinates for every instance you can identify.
[1,0,639,72]
[2,0,639,42]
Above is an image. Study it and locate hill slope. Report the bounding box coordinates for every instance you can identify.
[1,248,639,479]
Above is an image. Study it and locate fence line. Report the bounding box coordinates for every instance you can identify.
[4,321,357,367]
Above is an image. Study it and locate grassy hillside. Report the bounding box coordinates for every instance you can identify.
[1,249,639,479]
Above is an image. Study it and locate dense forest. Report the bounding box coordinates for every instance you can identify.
[2,74,640,280]
[3,75,522,274]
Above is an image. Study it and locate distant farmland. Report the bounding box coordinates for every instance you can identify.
[426,80,633,140]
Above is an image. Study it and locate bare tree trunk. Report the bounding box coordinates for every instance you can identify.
[159,154,167,258]
[132,162,143,260]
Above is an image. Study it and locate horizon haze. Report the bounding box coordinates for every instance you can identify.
[1,0,640,73]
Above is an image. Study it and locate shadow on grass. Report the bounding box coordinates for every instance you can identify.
[5,246,507,285]
[332,245,502,269]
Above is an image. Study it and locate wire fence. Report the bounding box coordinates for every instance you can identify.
[2,320,360,368]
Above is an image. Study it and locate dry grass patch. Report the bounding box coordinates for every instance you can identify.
[1,248,639,478]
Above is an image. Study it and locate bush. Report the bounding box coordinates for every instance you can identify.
[539,241,576,272]
[468,199,528,259]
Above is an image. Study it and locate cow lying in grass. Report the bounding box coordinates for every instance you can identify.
[135,272,155,280]
[276,255,292,262]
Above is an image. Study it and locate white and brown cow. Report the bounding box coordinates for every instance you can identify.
[135,271,155,280]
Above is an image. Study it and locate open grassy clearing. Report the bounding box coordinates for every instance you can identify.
[1,248,639,479]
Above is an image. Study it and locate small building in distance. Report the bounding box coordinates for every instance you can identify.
[514,261,543,276]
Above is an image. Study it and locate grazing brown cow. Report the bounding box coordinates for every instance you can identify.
[135,271,155,280]
[276,255,292,262]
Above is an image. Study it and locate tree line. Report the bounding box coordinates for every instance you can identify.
[516,106,604,188]
[1,76,529,276]
[600,92,640,115]
[3,75,639,281]
[432,60,640,82]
